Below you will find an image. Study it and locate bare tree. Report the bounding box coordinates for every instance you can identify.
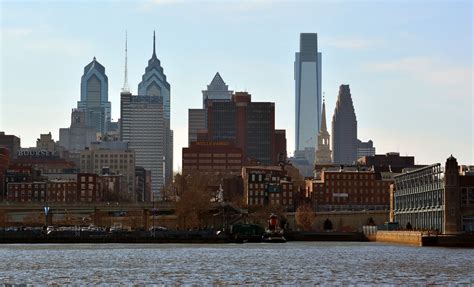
[295,203,315,231]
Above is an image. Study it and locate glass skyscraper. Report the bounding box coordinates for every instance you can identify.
[294,33,322,153]
[137,31,173,183]
[77,57,111,134]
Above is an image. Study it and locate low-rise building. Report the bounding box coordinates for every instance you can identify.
[242,166,295,209]
[182,141,243,176]
[392,155,474,234]
[306,167,392,211]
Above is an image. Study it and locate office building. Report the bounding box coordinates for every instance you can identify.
[79,141,135,196]
[77,57,111,134]
[137,31,173,183]
[357,139,376,159]
[295,33,322,153]
[59,109,98,155]
[206,92,276,165]
[202,72,233,107]
[332,84,358,165]
[188,72,233,145]
[120,92,165,199]
[182,141,243,175]
[188,109,207,145]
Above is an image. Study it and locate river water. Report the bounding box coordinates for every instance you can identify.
[0,242,472,285]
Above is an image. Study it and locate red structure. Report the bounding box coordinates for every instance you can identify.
[306,169,392,211]
[0,147,10,197]
[182,141,243,175]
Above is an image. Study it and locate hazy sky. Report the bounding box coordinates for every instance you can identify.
[1,0,473,170]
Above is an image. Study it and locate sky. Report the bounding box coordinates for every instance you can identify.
[1,0,473,171]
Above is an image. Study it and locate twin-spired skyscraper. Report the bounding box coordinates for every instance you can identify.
[294,33,322,155]
[120,31,173,199]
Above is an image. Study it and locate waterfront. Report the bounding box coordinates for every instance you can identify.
[0,242,472,285]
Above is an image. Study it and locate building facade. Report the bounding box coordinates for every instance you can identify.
[79,141,135,196]
[120,92,165,198]
[77,57,111,134]
[188,108,207,145]
[356,139,376,159]
[182,141,243,175]
[392,156,474,234]
[137,31,173,182]
[307,168,392,211]
[332,84,358,165]
[206,92,277,165]
[59,109,98,156]
[295,33,322,153]
[0,132,20,160]
[242,166,295,209]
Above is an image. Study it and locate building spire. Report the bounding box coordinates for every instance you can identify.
[152,30,156,58]
[320,93,327,132]
[122,30,130,93]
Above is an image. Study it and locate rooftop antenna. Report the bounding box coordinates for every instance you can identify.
[122,30,130,93]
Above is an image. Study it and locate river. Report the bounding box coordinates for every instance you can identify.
[0,242,472,285]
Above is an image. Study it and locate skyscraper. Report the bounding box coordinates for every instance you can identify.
[315,98,332,164]
[137,31,173,182]
[77,57,111,134]
[206,92,277,165]
[294,33,322,153]
[120,92,165,199]
[202,72,233,107]
[188,72,233,145]
[332,84,358,165]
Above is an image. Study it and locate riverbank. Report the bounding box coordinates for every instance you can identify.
[366,231,474,247]
[0,230,365,244]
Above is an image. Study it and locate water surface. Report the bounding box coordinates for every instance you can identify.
[0,242,472,285]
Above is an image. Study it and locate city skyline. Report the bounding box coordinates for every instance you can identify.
[1,1,473,170]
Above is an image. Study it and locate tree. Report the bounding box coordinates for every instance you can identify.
[295,203,315,231]
[175,173,212,229]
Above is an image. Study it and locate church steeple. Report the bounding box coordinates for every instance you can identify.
[320,96,327,133]
[315,93,332,164]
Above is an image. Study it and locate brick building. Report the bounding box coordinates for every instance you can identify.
[205,92,285,165]
[0,131,20,160]
[242,166,295,209]
[306,168,392,211]
[0,148,10,198]
[182,141,243,175]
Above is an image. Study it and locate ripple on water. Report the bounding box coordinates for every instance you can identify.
[0,242,473,285]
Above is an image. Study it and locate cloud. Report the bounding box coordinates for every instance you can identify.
[2,26,91,57]
[326,38,383,50]
[1,27,33,38]
[363,57,473,87]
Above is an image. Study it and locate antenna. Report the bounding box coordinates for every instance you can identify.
[122,30,130,93]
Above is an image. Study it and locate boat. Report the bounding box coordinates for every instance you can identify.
[261,214,286,243]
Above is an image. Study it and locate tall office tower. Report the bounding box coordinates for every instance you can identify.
[137,31,173,183]
[121,92,165,199]
[188,73,233,145]
[206,92,277,165]
[315,98,332,164]
[332,84,358,165]
[77,57,111,134]
[202,72,233,107]
[295,33,322,154]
